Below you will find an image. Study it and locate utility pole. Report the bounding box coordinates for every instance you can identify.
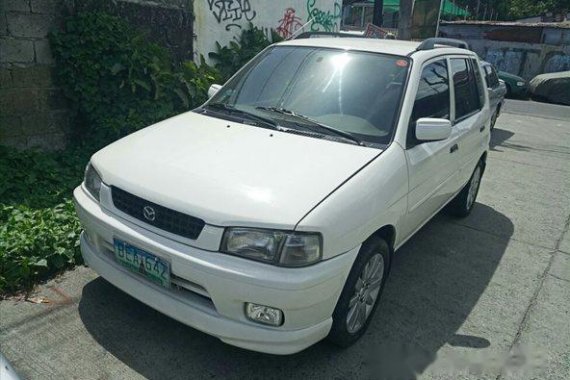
[373,0,384,26]
[435,0,445,37]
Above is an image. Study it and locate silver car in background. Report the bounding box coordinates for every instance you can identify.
[481,61,507,130]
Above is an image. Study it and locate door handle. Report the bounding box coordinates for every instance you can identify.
[450,144,459,153]
[480,125,486,132]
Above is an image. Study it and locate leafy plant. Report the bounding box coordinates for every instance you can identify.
[209,23,282,81]
[50,12,215,144]
[0,146,91,294]
[0,200,82,293]
[175,56,223,108]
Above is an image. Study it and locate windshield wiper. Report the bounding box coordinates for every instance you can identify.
[256,106,363,146]
[203,103,279,129]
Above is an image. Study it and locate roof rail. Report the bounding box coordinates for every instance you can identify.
[414,38,470,52]
[294,31,369,39]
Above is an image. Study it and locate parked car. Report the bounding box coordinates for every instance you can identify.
[529,71,570,106]
[74,37,490,355]
[498,70,528,98]
[481,61,507,129]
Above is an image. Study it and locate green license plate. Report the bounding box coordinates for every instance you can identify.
[113,239,170,288]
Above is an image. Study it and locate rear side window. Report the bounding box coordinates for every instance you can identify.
[483,66,493,87]
[451,58,482,120]
[471,59,486,107]
[485,65,500,88]
[410,59,450,123]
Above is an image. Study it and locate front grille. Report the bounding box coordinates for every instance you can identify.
[111,186,205,240]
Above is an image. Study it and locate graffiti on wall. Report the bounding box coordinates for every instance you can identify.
[485,49,525,75]
[485,47,570,78]
[544,52,570,73]
[276,8,304,39]
[206,0,257,31]
[307,0,341,32]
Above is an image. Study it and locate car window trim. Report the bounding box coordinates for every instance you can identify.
[454,109,481,124]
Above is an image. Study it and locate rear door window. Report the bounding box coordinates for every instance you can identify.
[489,66,500,88]
[451,58,482,120]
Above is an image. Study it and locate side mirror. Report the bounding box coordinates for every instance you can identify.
[415,118,452,142]
[208,84,222,99]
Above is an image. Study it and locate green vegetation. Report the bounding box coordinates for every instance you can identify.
[0,147,89,293]
[49,12,220,143]
[1,13,277,295]
[209,24,282,81]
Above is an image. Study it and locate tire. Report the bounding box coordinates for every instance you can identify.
[447,160,484,218]
[327,235,391,348]
[505,84,512,98]
[490,107,499,130]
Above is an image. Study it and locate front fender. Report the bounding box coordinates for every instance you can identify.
[295,143,408,259]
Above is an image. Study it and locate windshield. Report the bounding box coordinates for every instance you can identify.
[205,46,410,145]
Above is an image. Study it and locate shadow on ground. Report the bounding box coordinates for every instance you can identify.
[490,127,514,150]
[79,204,513,380]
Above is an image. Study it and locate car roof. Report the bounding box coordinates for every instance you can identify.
[276,37,473,58]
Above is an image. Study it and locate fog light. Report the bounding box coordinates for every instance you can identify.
[245,303,284,326]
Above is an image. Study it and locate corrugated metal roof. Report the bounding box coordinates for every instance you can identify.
[441,20,570,29]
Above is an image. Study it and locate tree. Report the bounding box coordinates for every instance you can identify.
[452,0,569,20]
[506,0,569,19]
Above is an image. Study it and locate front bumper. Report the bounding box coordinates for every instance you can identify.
[74,186,358,354]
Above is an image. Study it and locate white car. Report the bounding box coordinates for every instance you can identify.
[74,37,490,355]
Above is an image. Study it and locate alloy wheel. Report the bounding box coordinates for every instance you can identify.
[346,253,385,334]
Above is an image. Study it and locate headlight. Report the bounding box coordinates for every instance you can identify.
[221,228,322,267]
[84,163,102,201]
[516,81,525,87]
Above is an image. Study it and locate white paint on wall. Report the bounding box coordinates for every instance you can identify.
[193,0,342,63]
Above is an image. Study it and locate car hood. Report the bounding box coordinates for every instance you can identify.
[92,111,381,228]
[498,71,526,83]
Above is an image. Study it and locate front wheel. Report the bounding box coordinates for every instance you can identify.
[327,236,391,347]
[447,160,484,217]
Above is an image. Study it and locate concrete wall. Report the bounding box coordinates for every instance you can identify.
[439,22,570,80]
[193,0,342,63]
[0,0,192,151]
[0,0,71,150]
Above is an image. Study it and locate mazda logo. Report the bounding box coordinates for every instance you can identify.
[143,205,156,222]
